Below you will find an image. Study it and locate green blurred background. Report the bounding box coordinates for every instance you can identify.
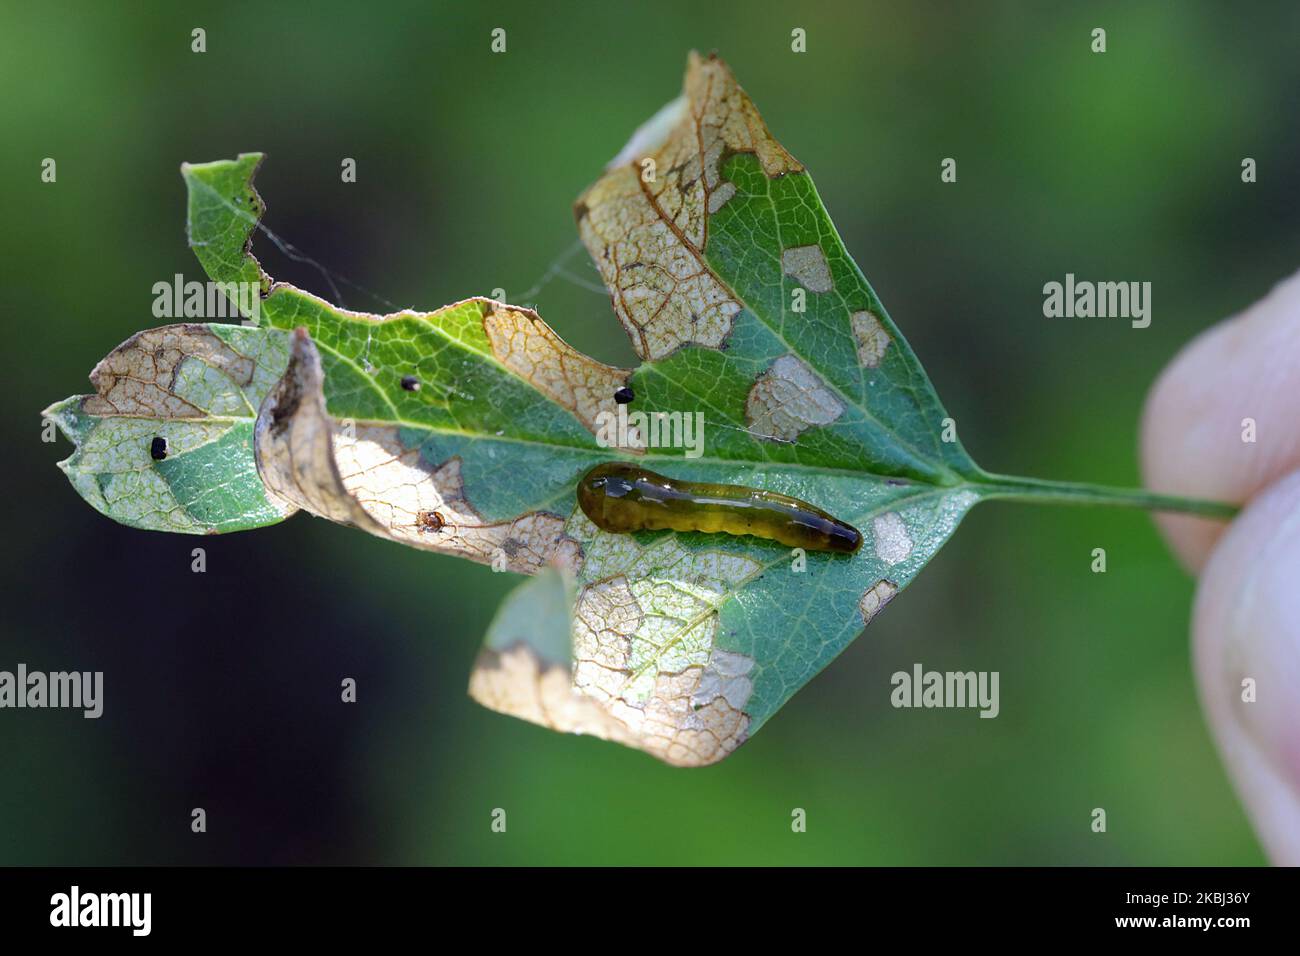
[2,0,1297,865]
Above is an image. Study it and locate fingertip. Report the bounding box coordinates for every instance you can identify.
[1141,269,1300,571]
[1192,470,1300,863]
[1139,339,1234,572]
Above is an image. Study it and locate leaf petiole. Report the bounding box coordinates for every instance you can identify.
[973,472,1239,520]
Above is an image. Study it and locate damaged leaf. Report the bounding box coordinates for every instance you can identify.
[46,53,1234,767]
[42,324,294,533]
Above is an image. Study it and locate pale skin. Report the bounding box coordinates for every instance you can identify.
[1141,267,1300,864]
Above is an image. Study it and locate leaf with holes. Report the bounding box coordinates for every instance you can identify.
[45,52,1233,766]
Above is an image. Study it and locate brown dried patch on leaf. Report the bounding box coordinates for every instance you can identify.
[858,579,899,626]
[871,512,914,566]
[635,668,751,767]
[469,644,752,769]
[745,353,845,442]
[469,521,763,766]
[565,621,752,768]
[255,329,581,574]
[781,244,834,294]
[482,303,636,443]
[851,310,891,368]
[563,575,753,766]
[254,329,382,527]
[568,531,761,766]
[83,324,255,418]
[575,52,802,360]
[338,442,580,573]
[676,51,802,181]
[468,644,637,744]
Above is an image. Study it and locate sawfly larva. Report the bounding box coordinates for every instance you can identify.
[576,462,862,553]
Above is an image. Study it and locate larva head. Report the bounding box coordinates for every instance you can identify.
[577,462,646,532]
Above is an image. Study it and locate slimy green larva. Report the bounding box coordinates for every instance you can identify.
[576,462,862,554]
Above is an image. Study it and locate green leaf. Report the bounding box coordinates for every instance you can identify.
[46,53,1234,766]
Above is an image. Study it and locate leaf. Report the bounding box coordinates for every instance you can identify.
[469,52,984,764]
[43,323,295,533]
[46,53,1233,767]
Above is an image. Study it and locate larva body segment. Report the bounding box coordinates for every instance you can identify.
[576,462,862,554]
